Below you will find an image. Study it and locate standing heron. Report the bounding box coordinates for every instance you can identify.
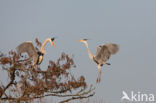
[77,39,119,83]
[16,38,55,65]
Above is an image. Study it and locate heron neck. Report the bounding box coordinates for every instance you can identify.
[40,38,50,54]
[84,42,94,60]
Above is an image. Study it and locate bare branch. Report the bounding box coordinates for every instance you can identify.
[59,92,95,103]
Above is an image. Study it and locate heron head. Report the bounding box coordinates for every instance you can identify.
[50,37,55,47]
[51,37,55,41]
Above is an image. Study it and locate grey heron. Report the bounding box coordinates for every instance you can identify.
[77,39,119,83]
[16,38,55,65]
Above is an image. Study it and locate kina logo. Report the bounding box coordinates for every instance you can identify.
[121,91,155,102]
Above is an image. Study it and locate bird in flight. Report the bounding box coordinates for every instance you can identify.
[77,39,119,83]
[16,38,55,65]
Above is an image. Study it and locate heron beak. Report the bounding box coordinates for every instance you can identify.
[51,41,55,47]
[77,40,82,42]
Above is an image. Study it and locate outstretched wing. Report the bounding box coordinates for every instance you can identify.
[94,45,111,64]
[105,43,119,55]
[95,46,102,57]
[16,41,37,58]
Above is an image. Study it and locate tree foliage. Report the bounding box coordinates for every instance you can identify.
[0,39,95,103]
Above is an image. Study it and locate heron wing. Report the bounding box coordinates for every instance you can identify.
[94,45,111,64]
[105,43,119,54]
[16,41,37,58]
[95,46,102,56]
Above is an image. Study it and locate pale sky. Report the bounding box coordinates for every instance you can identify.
[0,0,156,102]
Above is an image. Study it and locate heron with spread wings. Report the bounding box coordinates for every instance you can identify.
[77,39,119,83]
[16,38,55,65]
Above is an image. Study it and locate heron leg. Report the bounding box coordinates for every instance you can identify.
[32,56,38,66]
[96,64,102,83]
